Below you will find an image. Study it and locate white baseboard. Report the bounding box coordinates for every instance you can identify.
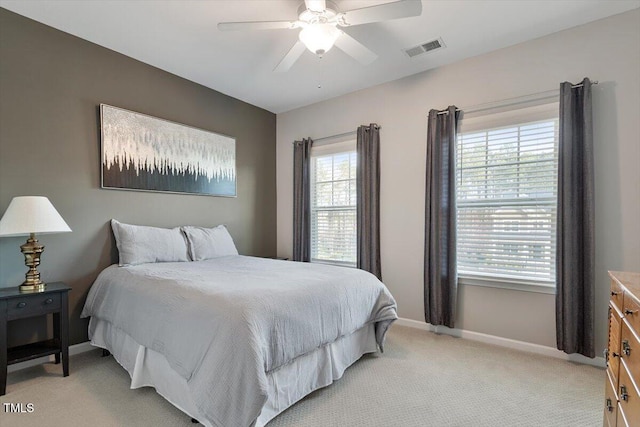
[395,318,436,332]
[8,341,96,373]
[394,317,606,368]
[9,320,606,373]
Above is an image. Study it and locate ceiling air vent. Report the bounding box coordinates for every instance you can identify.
[404,38,445,58]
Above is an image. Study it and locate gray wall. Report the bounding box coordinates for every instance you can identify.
[0,9,277,346]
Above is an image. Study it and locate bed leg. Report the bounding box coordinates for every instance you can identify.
[191,418,199,424]
[101,349,111,357]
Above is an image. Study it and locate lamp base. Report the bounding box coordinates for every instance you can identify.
[20,233,46,293]
[20,282,46,293]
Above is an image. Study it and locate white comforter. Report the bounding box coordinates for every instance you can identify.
[81,256,397,427]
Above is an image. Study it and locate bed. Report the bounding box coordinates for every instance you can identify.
[81,253,397,427]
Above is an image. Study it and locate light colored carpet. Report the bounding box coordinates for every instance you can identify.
[1,325,604,426]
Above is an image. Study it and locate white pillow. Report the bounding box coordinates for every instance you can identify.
[111,219,190,266]
[181,225,239,261]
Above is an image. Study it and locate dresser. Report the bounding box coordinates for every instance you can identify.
[604,271,640,427]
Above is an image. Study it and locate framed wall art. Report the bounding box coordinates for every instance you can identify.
[100,104,236,197]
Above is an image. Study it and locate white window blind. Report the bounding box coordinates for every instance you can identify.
[456,104,559,286]
[310,142,357,267]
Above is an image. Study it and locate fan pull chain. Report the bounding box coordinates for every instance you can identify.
[317,54,323,89]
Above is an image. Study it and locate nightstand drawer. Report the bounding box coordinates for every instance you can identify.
[7,293,61,320]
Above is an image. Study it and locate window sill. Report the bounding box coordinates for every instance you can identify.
[311,259,356,269]
[458,275,556,295]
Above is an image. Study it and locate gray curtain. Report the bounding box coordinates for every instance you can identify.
[357,124,382,280]
[424,106,460,328]
[293,138,313,262]
[556,78,595,358]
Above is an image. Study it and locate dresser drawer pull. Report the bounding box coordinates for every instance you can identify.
[620,386,629,401]
[16,302,27,309]
[612,352,620,358]
[606,398,614,412]
[44,298,53,305]
[622,340,631,356]
[611,291,621,296]
[624,309,637,315]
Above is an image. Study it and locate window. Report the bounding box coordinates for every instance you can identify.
[456,103,559,290]
[310,141,357,267]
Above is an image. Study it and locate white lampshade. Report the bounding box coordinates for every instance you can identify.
[0,196,72,237]
[299,24,341,55]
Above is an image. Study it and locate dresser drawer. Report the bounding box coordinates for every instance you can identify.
[611,278,625,312]
[7,293,61,320]
[623,293,640,336]
[609,307,622,384]
[618,362,639,427]
[604,369,618,427]
[621,320,639,381]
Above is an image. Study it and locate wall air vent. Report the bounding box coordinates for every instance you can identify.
[404,38,445,58]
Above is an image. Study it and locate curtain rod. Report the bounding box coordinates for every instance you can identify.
[292,125,381,144]
[292,131,354,145]
[435,81,599,115]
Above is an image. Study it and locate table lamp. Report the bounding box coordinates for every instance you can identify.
[0,196,72,292]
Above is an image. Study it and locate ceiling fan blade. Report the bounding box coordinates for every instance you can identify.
[341,0,422,26]
[218,21,298,31]
[274,41,307,72]
[305,0,326,12]
[334,32,377,65]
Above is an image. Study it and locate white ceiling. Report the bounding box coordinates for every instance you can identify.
[2,0,638,113]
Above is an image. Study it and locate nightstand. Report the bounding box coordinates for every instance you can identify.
[0,282,70,395]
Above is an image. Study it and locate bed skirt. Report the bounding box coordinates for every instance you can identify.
[88,317,378,426]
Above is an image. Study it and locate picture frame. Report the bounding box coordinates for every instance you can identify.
[100,104,237,197]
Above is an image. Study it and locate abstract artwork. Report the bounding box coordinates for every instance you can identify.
[100,104,236,196]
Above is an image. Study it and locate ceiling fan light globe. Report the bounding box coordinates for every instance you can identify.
[299,24,341,55]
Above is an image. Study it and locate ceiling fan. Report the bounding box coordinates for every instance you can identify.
[217,0,423,72]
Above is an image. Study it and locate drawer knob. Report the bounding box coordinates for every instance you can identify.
[606,398,614,412]
[611,291,621,296]
[16,302,27,309]
[624,309,637,315]
[620,386,629,401]
[44,298,53,305]
[613,352,620,358]
[622,340,631,357]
